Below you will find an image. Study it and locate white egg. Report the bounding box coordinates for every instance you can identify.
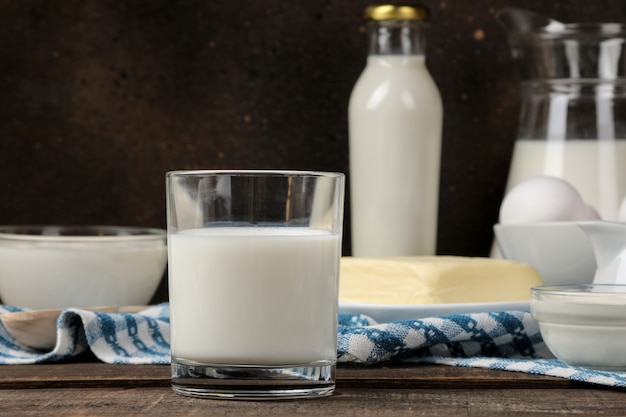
[499,176,587,224]
[582,203,602,220]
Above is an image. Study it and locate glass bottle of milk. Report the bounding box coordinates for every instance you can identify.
[348,4,443,257]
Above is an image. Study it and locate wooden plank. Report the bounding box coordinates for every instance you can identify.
[0,363,170,389]
[0,363,577,390]
[338,363,575,389]
[0,386,625,417]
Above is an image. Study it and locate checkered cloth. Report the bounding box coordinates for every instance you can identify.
[338,311,626,388]
[0,304,170,364]
[1,304,626,388]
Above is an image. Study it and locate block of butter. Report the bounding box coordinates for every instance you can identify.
[339,256,542,305]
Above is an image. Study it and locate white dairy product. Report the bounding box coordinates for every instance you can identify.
[532,299,626,370]
[168,227,341,366]
[339,256,542,304]
[506,139,626,220]
[349,55,442,256]
[0,245,166,309]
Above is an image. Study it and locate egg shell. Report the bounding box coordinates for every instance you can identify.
[500,176,587,224]
[582,203,602,220]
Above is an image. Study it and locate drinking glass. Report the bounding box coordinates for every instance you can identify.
[166,170,345,400]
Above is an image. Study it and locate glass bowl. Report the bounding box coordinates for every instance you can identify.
[0,225,167,309]
[531,284,626,370]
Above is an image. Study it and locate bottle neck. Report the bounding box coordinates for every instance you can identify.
[367,20,426,56]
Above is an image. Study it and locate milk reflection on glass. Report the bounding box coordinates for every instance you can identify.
[166,170,344,400]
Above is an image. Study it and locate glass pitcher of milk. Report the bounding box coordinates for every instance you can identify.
[497,8,626,220]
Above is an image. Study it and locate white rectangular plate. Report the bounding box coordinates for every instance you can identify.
[338,301,530,323]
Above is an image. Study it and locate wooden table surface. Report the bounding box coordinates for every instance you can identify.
[0,361,625,416]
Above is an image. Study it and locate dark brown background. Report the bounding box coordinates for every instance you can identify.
[1,1,624,265]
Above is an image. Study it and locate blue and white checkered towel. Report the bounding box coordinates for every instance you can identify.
[0,304,170,364]
[1,304,626,388]
[338,311,626,388]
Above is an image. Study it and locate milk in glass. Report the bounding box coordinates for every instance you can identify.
[350,55,442,256]
[506,139,626,220]
[169,227,341,366]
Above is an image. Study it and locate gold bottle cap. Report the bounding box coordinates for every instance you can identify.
[364,4,430,22]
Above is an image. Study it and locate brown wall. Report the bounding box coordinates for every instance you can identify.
[1,1,624,294]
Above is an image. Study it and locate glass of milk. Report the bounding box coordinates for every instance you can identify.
[166,170,345,400]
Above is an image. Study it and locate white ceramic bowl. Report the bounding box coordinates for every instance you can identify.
[0,225,167,309]
[493,222,596,286]
[531,284,626,370]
